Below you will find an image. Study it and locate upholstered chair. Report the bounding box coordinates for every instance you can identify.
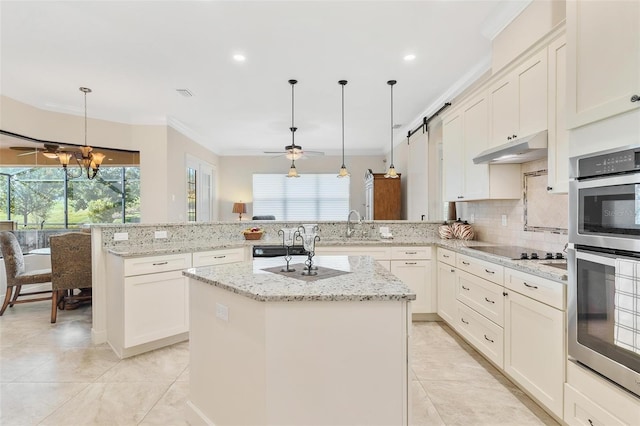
[0,231,52,316]
[49,232,92,323]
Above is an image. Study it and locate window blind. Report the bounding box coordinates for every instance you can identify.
[253,174,350,221]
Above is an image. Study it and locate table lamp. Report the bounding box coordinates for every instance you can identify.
[232,202,246,221]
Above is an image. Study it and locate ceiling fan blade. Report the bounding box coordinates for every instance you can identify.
[16,150,38,156]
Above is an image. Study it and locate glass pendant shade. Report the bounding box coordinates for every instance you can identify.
[385,80,399,179]
[338,165,349,177]
[287,160,300,178]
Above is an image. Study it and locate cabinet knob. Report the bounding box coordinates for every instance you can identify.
[631,94,640,103]
[507,136,512,140]
[546,186,553,191]
[457,196,464,199]
[512,134,517,138]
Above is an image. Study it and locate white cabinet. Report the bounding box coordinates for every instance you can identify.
[107,253,192,358]
[566,0,640,129]
[564,361,640,426]
[503,268,565,418]
[547,34,568,194]
[390,247,433,314]
[314,245,392,271]
[192,247,246,267]
[489,48,548,147]
[436,248,457,326]
[442,96,521,202]
[456,300,504,368]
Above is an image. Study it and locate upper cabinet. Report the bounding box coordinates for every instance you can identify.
[566,0,640,129]
[547,34,568,194]
[443,94,521,202]
[489,49,548,147]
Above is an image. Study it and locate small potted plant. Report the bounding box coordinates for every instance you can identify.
[243,226,264,240]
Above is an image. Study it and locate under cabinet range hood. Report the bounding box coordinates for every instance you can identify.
[472,130,548,164]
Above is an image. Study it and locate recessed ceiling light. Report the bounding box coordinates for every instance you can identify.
[233,54,246,62]
[403,54,416,61]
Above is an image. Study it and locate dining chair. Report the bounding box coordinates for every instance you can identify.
[0,231,52,316]
[49,232,92,323]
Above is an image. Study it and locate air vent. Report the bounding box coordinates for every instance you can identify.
[176,89,193,97]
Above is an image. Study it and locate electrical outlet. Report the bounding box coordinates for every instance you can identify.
[114,232,128,241]
[215,303,229,322]
[154,230,168,239]
[501,215,507,227]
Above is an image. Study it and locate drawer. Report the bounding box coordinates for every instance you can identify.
[193,248,246,267]
[437,247,456,266]
[391,246,431,260]
[564,384,627,426]
[456,270,504,326]
[315,246,392,260]
[457,253,504,285]
[456,301,504,368]
[124,253,192,277]
[504,268,565,310]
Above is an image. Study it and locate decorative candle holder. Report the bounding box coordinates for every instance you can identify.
[278,228,297,272]
[298,227,320,276]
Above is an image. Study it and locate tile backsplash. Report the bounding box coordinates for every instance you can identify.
[456,159,569,254]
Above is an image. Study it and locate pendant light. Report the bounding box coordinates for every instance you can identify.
[337,80,350,178]
[286,79,300,178]
[58,87,105,179]
[384,80,399,179]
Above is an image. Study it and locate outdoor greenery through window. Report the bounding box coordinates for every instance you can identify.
[252,174,350,221]
[0,166,140,229]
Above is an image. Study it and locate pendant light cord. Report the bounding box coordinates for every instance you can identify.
[389,80,395,167]
[341,83,345,166]
[84,90,88,147]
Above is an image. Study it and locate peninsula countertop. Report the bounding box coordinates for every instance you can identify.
[183,255,417,302]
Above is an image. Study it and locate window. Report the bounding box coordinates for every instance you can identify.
[187,167,197,222]
[253,174,350,221]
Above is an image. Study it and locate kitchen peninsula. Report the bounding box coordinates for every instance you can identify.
[183,255,415,426]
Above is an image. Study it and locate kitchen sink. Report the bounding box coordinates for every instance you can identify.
[542,262,567,271]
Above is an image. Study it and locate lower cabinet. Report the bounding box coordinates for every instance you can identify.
[436,248,457,325]
[456,300,504,367]
[314,245,392,270]
[564,361,639,426]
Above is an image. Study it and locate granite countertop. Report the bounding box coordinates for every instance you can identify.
[183,255,417,302]
[106,237,567,283]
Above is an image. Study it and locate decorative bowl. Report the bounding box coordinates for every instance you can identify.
[243,228,264,240]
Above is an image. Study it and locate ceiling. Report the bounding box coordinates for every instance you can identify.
[0,1,530,157]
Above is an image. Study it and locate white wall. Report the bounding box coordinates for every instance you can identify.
[0,96,220,223]
[217,155,384,221]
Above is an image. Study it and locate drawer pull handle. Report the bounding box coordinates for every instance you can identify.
[484,297,495,304]
[461,285,470,291]
[631,94,640,103]
[214,255,226,259]
[462,261,470,265]
[484,269,495,274]
[450,269,455,273]
[461,318,469,325]
[442,254,450,258]
[405,262,417,265]
[405,251,417,255]
[484,334,494,343]
[152,261,168,266]
[588,419,594,426]
[524,282,539,289]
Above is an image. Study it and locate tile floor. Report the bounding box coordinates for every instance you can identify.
[0,302,558,425]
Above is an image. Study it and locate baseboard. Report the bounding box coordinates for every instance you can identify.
[412,313,441,322]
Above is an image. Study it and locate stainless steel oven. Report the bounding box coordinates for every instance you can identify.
[569,145,640,397]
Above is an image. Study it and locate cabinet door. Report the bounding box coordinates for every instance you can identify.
[547,35,568,194]
[489,77,517,147]
[517,48,548,138]
[124,270,189,347]
[391,260,433,314]
[462,96,490,200]
[437,262,456,326]
[442,113,464,202]
[504,290,564,418]
[567,0,640,129]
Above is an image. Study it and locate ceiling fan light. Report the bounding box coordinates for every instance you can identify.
[287,162,300,178]
[91,152,106,166]
[42,152,59,159]
[57,152,73,166]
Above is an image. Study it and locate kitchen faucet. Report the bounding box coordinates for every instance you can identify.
[346,210,361,238]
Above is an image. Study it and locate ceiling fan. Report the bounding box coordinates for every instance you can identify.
[9,143,63,158]
[264,144,324,160]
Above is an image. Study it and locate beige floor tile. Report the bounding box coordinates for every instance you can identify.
[0,344,67,382]
[97,342,189,383]
[411,380,445,426]
[14,345,120,382]
[40,381,173,425]
[176,365,189,382]
[0,382,89,425]
[139,381,190,425]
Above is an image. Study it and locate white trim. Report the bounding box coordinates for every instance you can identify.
[480,0,533,40]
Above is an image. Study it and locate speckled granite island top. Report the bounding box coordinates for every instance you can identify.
[183,255,417,302]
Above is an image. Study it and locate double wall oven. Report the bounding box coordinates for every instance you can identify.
[569,145,640,398]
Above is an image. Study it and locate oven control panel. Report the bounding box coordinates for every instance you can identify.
[578,148,640,177]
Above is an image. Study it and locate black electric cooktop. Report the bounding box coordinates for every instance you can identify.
[469,245,564,260]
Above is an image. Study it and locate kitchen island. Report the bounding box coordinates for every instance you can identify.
[183,255,415,426]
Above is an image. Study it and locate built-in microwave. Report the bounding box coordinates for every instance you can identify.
[570,145,640,252]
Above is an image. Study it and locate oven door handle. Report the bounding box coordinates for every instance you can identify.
[575,173,640,189]
[576,250,617,266]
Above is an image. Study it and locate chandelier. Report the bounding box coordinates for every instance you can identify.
[58,87,105,179]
